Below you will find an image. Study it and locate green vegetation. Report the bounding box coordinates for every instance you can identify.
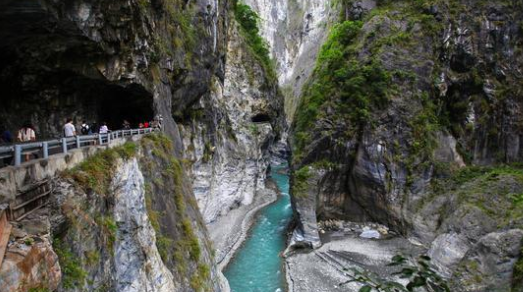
[291,166,312,198]
[203,141,213,162]
[233,1,276,79]
[85,250,100,267]
[66,142,137,194]
[293,19,393,161]
[343,254,449,292]
[53,239,88,289]
[145,181,175,262]
[249,124,260,135]
[28,288,50,292]
[167,5,197,51]
[190,263,211,291]
[100,216,117,250]
[140,134,210,290]
[406,93,441,169]
[181,218,201,260]
[427,165,523,228]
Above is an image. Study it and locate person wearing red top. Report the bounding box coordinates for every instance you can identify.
[144,122,149,128]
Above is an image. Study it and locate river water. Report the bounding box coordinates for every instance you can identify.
[224,163,292,292]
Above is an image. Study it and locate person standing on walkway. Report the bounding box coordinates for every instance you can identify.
[99,122,109,134]
[81,121,90,135]
[0,125,12,144]
[90,122,99,135]
[17,123,36,142]
[156,114,163,131]
[122,120,131,130]
[17,122,36,162]
[63,119,76,137]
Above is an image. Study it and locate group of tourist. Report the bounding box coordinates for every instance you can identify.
[0,122,35,144]
[138,115,163,130]
[64,119,110,138]
[0,115,164,146]
[0,116,163,166]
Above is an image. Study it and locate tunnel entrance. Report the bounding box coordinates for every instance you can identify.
[251,113,271,123]
[0,70,154,139]
[0,2,154,140]
[97,84,154,131]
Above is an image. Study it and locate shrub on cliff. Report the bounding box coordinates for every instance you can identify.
[343,255,450,292]
[233,1,274,78]
[293,20,393,161]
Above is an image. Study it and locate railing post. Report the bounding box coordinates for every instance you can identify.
[98,134,102,145]
[42,142,49,159]
[107,133,111,144]
[76,136,81,148]
[14,145,22,166]
[61,138,68,154]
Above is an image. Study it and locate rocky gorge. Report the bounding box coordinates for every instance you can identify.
[284,0,523,291]
[0,0,522,292]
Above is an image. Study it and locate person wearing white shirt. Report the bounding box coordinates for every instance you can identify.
[17,122,37,162]
[99,122,109,134]
[63,118,76,137]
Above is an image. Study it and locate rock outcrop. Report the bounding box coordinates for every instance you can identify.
[0,0,227,149]
[0,0,285,290]
[0,211,61,291]
[243,0,334,121]
[179,18,284,225]
[288,0,523,290]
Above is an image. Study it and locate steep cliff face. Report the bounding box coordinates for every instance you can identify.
[0,0,227,147]
[289,0,523,290]
[47,136,221,292]
[0,136,225,291]
[243,0,333,121]
[178,9,284,225]
[0,0,233,290]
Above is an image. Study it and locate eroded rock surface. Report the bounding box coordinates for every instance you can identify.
[0,210,61,292]
[287,0,523,291]
[180,18,284,225]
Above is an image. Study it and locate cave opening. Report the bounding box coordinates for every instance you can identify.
[0,3,154,141]
[250,113,271,123]
[0,71,154,139]
[97,83,154,131]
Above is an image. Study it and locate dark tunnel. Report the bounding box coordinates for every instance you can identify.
[0,2,154,140]
[0,69,154,139]
[250,113,271,123]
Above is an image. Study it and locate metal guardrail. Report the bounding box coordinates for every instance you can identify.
[0,127,156,167]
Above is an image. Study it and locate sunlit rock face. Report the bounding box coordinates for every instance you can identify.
[112,159,177,292]
[243,0,333,121]
[180,20,284,225]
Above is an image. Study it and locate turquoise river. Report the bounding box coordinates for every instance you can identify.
[224,163,292,292]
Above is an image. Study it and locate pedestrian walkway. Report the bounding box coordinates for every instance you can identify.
[0,126,159,267]
[0,128,156,168]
